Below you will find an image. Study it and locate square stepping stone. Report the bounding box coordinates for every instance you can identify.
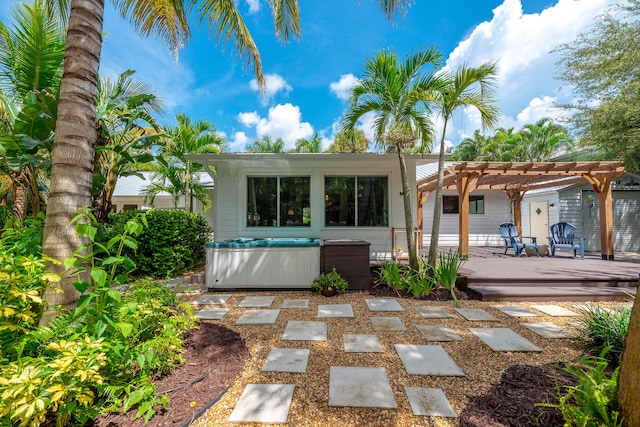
[236,309,280,325]
[394,344,464,376]
[370,316,406,332]
[454,308,499,321]
[416,306,453,319]
[343,334,384,353]
[416,325,462,342]
[195,308,229,320]
[404,387,458,418]
[469,328,542,352]
[318,304,354,318]
[493,306,539,318]
[228,384,295,423]
[328,366,397,408]
[238,296,275,307]
[365,298,404,312]
[282,299,309,309]
[531,304,579,317]
[522,322,573,339]
[262,348,310,373]
[282,320,327,341]
[192,294,231,305]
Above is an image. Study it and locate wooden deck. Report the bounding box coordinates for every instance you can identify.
[457,247,639,302]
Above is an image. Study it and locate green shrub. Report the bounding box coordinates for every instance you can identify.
[102,209,211,277]
[576,304,631,364]
[434,249,465,307]
[540,351,623,427]
[312,267,349,294]
[375,260,435,298]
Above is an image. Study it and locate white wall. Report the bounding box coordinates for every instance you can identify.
[421,189,511,246]
[208,155,423,260]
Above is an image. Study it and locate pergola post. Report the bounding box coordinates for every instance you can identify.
[584,175,615,260]
[456,175,478,258]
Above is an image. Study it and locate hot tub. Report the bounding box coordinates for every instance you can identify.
[205,238,321,289]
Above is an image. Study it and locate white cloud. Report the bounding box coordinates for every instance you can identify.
[249,73,292,106]
[442,0,616,144]
[245,0,260,14]
[228,131,250,152]
[238,103,314,150]
[329,73,359,100]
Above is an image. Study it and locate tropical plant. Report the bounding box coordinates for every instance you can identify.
[451,130,490,161]
[294,132,323,153]
[576,304,631,365]
[312,267,349,295]
[327,128,369,153]
[434,249,465,308]
[519,118,572,162]
[40,0,413,321]
[92,69,164,221]
[247,134,285,153]
[341,47,444,270]
[426,63,499,267]
[375,260,435,298]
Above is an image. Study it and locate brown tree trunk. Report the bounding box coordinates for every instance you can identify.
[396,148,417,270]
[41,0,105,324]
[10,171,27,223]
[428,122,448,266]
[618,294,640,427]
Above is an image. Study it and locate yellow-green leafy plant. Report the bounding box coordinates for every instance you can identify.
[312,268,349,295]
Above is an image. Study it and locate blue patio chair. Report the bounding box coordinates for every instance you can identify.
[498,222,540,257]
[548,222,585,260]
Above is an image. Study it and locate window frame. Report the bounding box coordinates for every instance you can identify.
[442,195,485,215]
[323,175,389,227]
[246,175,311,228]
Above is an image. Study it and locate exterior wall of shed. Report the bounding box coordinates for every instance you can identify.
[421,189,511,246]
[210,158,419,260]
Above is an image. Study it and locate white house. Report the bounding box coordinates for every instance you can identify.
[186,153,439,260]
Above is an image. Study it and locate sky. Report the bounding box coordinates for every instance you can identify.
[0,0,619,152]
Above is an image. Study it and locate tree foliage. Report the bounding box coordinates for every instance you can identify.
[555,0,640,172]
[327,129,369,153]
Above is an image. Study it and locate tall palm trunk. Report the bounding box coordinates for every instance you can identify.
[184,160,191,213]
[397,148,417,270]
[41,0,104,324]
[618,293,640,426]
[10,171,27,222]
[428,120,448,266]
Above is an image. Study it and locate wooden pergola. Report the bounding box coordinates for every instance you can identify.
[416,161,625,260]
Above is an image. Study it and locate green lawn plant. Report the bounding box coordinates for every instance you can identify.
[375,259,435,298]
[434,249,465,307]
[575,304,631,365]
[0,210,197,426]
[312,267,349,295]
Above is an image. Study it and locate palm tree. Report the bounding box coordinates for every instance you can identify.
[519,118,571,161]
[247,135,285,153]
[451,130,488,161]
[155,113,225,213]
[341,47,444,270]
[40,0,413,320]
[294,132,322,153]
[0,0,65,221]
[93,70,164,221]
[427,63,500,266]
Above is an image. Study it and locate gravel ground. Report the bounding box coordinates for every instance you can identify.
[188,290,626,427]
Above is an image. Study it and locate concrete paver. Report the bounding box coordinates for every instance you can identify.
[493,305,539,317]
[522,322,573,338]
[195,308,229,320]
[282,320,327,341]
[370,316,407,332]
[343,334,384,352]
[455,308,499,321]
[228,384,295,423]
[395,344,465,376]
[469,328,542,351]
[365,298,404,312]
[192,294,231,305]
[328,366,397,408]
[318,304,355,318]
[404,387,458,418]
[416,325,462,342]
[416,306,453,319]
[531,304,580,317]
[235,309,280,325]
[238,296,275,307]
[282,299,309,308]
[262,348,310,373]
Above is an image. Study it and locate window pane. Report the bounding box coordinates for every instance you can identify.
[470,195,485,214]
[443,196,459,214]
[325,177,355,226]
[357,176,388,226]
[247,177,277,227]
[280,177,311,227]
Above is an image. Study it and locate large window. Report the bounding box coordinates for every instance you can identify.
[325,176,388,227]
[443,195,485,214]
[247,176,311,227]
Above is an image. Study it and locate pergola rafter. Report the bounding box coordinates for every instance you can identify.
[416,161,625,260]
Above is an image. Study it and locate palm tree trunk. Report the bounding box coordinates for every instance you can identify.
[10,171,27,223]
[396,148,418,270]
[41,0,105,324]
[184,161,191,213]
[428,120,448,266]
[618,293,640,427]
